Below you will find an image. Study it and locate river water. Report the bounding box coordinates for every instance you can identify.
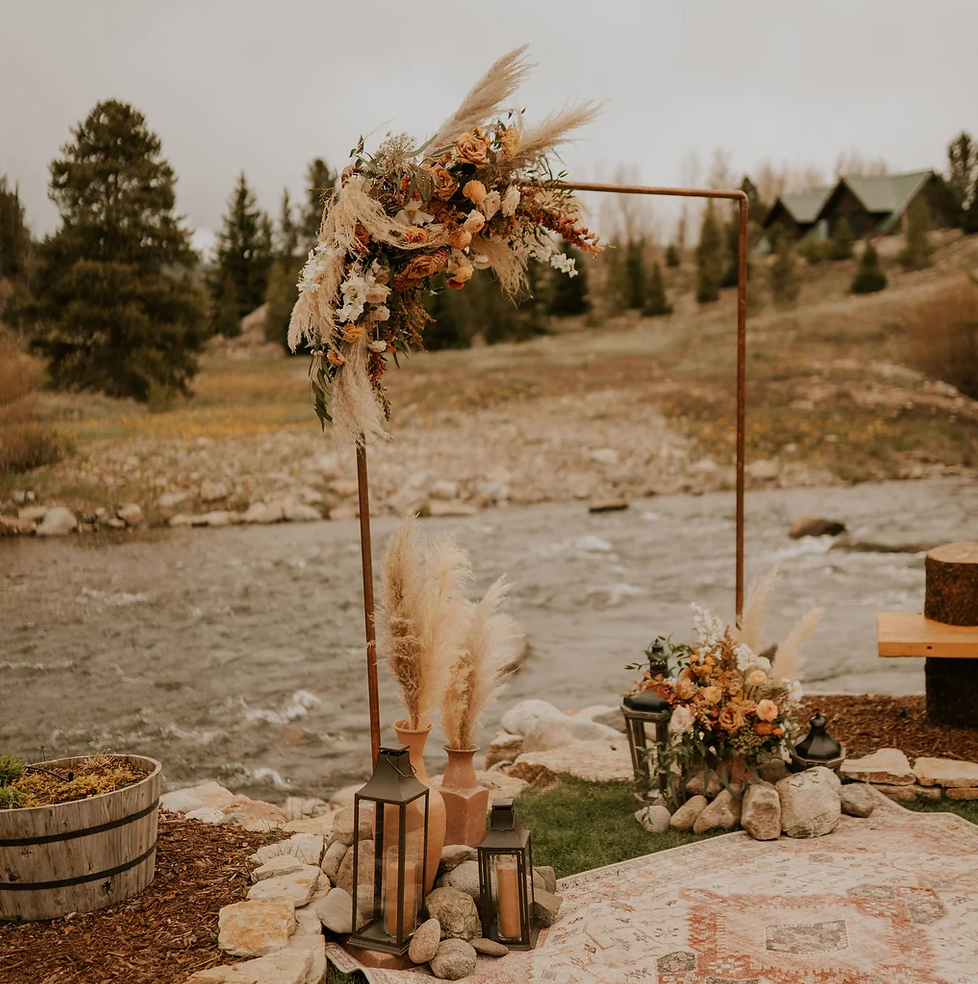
[2,477,975,802]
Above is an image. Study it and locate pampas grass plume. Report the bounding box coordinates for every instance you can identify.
[771,607,823,684]
[734,566,780,653]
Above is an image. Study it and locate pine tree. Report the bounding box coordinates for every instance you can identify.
[695,203,724,303]
[624,238,648,309]
[964,201,978,235]
[899,196,932,270]
[643,262,672,317]
[665,243,680,268]
[947,132,977,226]
[210,172,272,334]
[30,100,204,401]
[851,241,887,294]
[213,276,240,338]
[829,217,854,260]
[425,279,471,350]
[769,238,800,304]
[276,188,299,261]
[0,175,31,281]
[264,256,304,350]
[720,207,740,288]
[549,240,590,316]
[741,175,766,226]
[300,158,337,250]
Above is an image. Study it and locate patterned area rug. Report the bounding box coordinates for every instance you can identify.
[327,799,978,984]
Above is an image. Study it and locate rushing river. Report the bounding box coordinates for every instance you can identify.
[2,477,975,802]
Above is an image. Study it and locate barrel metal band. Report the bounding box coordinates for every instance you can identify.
[0,799,159,848]
[0,842,157,891]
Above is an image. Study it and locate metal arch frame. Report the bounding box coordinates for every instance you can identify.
[358,181,750,765]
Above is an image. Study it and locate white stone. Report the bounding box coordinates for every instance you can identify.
[181,781,236,809]
[218,899,296,957]
[314,886,371,934]
[201,510,238,528]
[693,788,742,834]
[185,948,313,984]
[485,732,524,769]
[200,480,229,502]
[429,479,459,500]
[588,448,619,466]
[332,804,375,846]
[741,781,781,841]
[425,500,478,518]
[321,840,347,882]
[500,699,564,736]
[186,807,232,825]
[282,497,321,522]
[669,795,708,831]
[509,738,633,786]
[247,865,320,907]
[286,933,326,984]
[284,796,329,821]
[18,505,48,522]
[117,503,144,526]
[242,501,285,524]
[169,512,195,527]
[327,783,360,811]
[776,767,841,838]
[913,757,978,788]
[840,748,915,785]
[160,789,205,814]
[636,804,672,833]
[36,507,77,536]
[278,833,324,866]
[157,490,190,509]
[252,855,309,883]
[747,459,780,480]
[520,715,623,754]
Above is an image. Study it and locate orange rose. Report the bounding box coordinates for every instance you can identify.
[718,706,746,733]
[342,325,367,343]
[448,228,473,250]
[402,225,428,245]
[399,254,442,283]
[454,132,489,166]
[448,259,474,283]
[499,126,520,160]
[463,180,487,204]
[422,163,458,201]
[354,223,371,248]
[754,721,778,736]
[326,349,345,367]
[756,698,779,722]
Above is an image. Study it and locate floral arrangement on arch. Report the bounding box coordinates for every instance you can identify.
[287,46,602,445]
[627,570,823,791]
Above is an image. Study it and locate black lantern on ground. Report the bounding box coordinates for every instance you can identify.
[348,745,429,956]
[478,798,538,951]
[789,710,846,773]
[622,689,672,805]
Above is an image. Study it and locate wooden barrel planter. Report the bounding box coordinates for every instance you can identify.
[0,755,161,922]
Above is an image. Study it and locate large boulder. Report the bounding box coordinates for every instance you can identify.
[435,859,480,901]
[520,715,622,754]
[501,700,564,736]
[430,939,478,980]
[692,788,742,834]
[789,517,847,539]
[840,783,876,818]
[218,899,296,957]
[669,795,708,831]
[776,767,841,838]
[913,757,978,788]
[741,781,781,841]
[36,507,78,536]
[509,738,632,786]
[424,887,481,940]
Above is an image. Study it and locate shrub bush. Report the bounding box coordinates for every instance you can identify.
[900,279,978,399]
[0,325,43,406]
[0,754,25,787]
[851,242,887,295]
[0,422,74,475]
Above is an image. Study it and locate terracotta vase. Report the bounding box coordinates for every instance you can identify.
[440,747,490,848]
[393,720,445,895]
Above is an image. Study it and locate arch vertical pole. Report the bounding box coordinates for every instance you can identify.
[356,440,381,767]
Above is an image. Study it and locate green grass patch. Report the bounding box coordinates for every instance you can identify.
[899,797,978,824]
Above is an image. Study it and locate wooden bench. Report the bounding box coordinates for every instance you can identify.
[878,612,978,659]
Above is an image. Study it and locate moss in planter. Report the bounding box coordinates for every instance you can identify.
[6,754,150,808]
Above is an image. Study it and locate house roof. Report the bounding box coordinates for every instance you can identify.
[835,170,935,231]
[763,186,833,227]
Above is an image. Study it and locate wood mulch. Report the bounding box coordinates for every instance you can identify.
[800,694,978,763]
[0,815,279,984]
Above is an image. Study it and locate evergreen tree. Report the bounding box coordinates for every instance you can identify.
[213,276,240,338]
[276,187,299,261]
[720,207,740,288]
[947,132,977,226]
[264,256,304,350]
[829,217,854,260]
[30,100,204,401]
[741,175,766,226]
[300,158,337,250]
[769,237,800,304]
[0,175,31,281]
[695,203,724,303]
[210,172,272,334]
[851,241,887,294]
[964,200,978,235]
[665,243,680,268]
[643,262,672,317]
[549,240,590,316]
[425,278,471,350]
[798,236,828,265]
[899,196,932,270]
[624,238,647,309]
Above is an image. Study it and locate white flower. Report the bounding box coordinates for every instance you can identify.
[501,184,521,217]
[394,200,433,226]
[481,190,501,220]
[471,253,492,270]
[787,680,804,703]
[337,272,370,323]
[371,306,390,323]
[550,252,577,276]
[668,705,694,735]
[691,604,726,649]
[368,339,388,352]
[365,284,390,305]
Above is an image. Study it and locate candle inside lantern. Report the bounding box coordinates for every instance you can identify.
[384,847,420,937]
[495,856,522,939]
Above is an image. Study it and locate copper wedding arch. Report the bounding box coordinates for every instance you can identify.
[356,180,749,764]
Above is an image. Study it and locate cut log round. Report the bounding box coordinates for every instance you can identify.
[0,755,161,922]
[925,542,978,626]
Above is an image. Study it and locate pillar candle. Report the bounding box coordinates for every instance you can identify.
[384,850,419,937]
[495,857,522,940]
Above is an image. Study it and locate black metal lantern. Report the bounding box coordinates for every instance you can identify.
[622,689,672,804]
[478,799,538,951]
[348,745,429,956]
[789,710,846,773]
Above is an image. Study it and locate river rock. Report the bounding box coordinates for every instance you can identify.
[693,788,742,833]
[200,480,229,502]
[202,510,238,528]
[435,859,480,900]
[424,887,481,940]
[429,479,459,500]
[430,939,478,980]
[185,947,314,984]
[222,795,288,829]
[332,805,375,846]
[314,886,372,934]
[947,787,978,800]
[757,757,790,784]
[841,748,915,785]
[521,715,622,754]
[335,840,373,895]
[327,783,360,811]
[408,917,441,964]
[913,757,978,788]
[789,517,847,539]
[251,854,309,883]
[636,804,672,833]
[218,899,296,956]
[777,767,841,838]
[18,504,48,522]
[439,845,477,872]
[587,707,628,733]
[509,738,632,786]
[472,937,509,957]
[117,503,143,526]
[534,865,557,895]
[741,781,781,840]
[500,699,564,736]
[685,768,722,799]
[531,889,563,927]
[169,512,195,527]
[242,501,285,524]
[36,506,77,536]
[247,865,320,906]
[670,795,708,831]
[840,783,876,817]
[282,497,321,522]
[485,732,524,769]
[321,840,348,882]
[0,515,35,535]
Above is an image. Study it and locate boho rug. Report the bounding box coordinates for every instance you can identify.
[327,799,978,984]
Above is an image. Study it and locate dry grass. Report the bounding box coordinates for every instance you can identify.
[900,277,978,400]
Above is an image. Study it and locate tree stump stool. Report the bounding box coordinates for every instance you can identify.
[878,542,978,727]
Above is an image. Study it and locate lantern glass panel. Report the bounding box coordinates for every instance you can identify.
[349,746,429,956]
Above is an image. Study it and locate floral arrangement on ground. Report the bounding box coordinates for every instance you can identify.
[287,45,602,444]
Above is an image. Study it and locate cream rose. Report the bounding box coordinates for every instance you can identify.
[463,210,486,234]
[481,190,501,219]
[365,284,390,304]
[501,185,521,217]
[668,705,694,735]
[756,698,779,722]
[746,669,767,687]
[425,224,450,248]
[455,132,489,166]
[463,180,487,204]
[448,228,473,251]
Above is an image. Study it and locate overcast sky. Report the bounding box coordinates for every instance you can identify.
[2,0,976,254]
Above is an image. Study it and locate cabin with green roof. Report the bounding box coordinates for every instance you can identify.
[761,186,833,242]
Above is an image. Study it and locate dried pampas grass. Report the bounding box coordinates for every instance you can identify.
[441,578,516,751]
[379,518,472,731]
[771,607,823,685]
[506,102,603,172]
[734,566,780,653]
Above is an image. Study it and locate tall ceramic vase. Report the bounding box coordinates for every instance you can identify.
[393,720,445,895]
[440,747,490,848]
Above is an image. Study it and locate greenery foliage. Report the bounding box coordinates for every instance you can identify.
[695,204,724,303]
[549,241,590,316]
[28,100,205,402]
[300,158,337,251]
[623,238,647,310]
[0,754,25,787]
[665,243,681,268]
[769,237,800,304]
[643,262,672,317]
[829,217,855,260]
[851,241,887,294]
[900,197,933,270]
[0,176,31,281]
[947,131,978,225]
